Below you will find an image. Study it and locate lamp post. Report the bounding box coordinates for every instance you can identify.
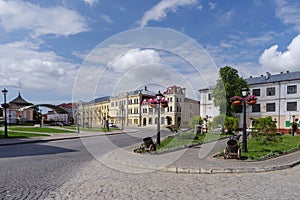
[241,87,249,152]
[292,115,295,136]
[156,91,163,145]
[39,110,42,127]
[2,88,8,138]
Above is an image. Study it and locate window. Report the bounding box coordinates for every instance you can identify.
[252,104,260,112]
[287,102,297,111]
[252,89,260,96]
[287,85,297,94]
[208,93,212,100]
[267,87,275,96]
[161,117,164,124]
[266,103,275,112]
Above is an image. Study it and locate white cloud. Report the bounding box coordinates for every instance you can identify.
[208,2,217,10]
[218,9,234,25]
[139,0,199,27]
[83,0,99,7]
[0,0,89,36]
[259,34,300,72]
[0,40,78,96]
[100,14,113,24]
[275,0,300,31]
[110,49,161,73]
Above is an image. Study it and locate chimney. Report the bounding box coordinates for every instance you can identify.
[144,86,147,91]
[287,71,290,73]
[265,72,271,80]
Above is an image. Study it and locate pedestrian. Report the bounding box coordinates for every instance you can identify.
[106,119,109,132]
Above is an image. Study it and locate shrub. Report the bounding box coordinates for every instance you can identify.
[189,116,203,129]
[253,116,281,145]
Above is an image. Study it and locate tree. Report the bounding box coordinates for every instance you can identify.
[224,116,238,134]
[212,66,248,116]
[189,115,203,129]
[210,114,225,132]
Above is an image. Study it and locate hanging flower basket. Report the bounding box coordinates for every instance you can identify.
[245,95,257,105]
[161,102,168,108]
[160,98,168,108]
[229,96,242,106]
[232,100,242,106]
[247,99,257,105]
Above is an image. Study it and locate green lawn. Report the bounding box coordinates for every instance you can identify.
[242,135,300,160]
[157,131,231,151]
[8,126,75,133]
[0,131,49,138]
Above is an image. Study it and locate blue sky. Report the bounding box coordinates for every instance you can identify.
[1,0,300,104]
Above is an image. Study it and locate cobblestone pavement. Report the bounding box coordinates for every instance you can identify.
[47,159,300,200]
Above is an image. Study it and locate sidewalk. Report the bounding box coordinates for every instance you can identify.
[1,129,299,174]
[0,128,137,146]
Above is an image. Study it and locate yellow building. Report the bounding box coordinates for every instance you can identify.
[78,86,200,129]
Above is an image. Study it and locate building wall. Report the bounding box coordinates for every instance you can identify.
[235,79,300,133]
[77,86,200,129]
[199,72,300,133]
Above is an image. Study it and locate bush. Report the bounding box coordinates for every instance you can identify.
[224,116,238,134]
[189,116,203,129]
[253,116,281,145]
[166,125,179,133]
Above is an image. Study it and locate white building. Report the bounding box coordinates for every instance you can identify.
[199,71,300,133]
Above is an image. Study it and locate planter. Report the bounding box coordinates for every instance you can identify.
[232,100,242,106]
[161,103,168,108]
[150,103,156,107]
[247,99,257,105]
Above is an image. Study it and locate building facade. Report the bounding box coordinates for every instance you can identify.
[78,85,200,129]
[4,92,34,124]
[199,71,300,133]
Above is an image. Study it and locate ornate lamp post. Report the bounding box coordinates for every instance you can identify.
[241,87,249,152]
[2,88,8,138]
[292,115,295,136]
[156,91,163,145]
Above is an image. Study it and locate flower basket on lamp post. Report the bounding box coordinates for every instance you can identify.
[245,95,257,105]
[229,96,243,106]
[160,98,168,108]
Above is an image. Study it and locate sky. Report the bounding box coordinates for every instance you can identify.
[1,0,300,105]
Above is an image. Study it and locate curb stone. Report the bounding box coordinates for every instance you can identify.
[158,160,300,174]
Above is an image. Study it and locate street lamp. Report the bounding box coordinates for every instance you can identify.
[241,87,249,152]
[2,88,8,138]
[292,115,295,136]
[156,91,163,145]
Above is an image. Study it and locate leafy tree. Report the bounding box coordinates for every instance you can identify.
[210,114,225,131]
[189,115,203,129]
[212,66,248,116]
[224,116,238,134]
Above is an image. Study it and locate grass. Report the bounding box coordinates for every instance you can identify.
[157,130,231,151]
[0,131,49,138]
[8,126,75,133]
[242,135,300,160]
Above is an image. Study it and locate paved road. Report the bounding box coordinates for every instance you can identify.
[0,139,93,199]
[0,128,170,199]
[2,128,299,199]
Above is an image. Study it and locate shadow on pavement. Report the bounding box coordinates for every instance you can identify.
[0,143,77,158]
